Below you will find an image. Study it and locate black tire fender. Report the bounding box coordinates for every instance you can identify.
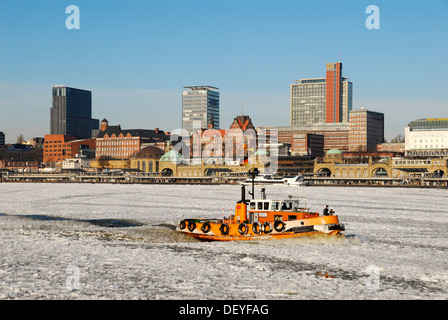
[201,221,211,233]
[238,223,248,235]
[252,222,262,235]
[262,221,273,234]
[179,220,187,230]
[274,220,286,232]
[188,221,196,232]
[220,223,230,235]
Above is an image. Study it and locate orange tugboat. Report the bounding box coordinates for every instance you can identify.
[177,169,345,241]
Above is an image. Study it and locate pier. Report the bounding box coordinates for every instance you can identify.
[0,171,217,184]
[1,170,447,187]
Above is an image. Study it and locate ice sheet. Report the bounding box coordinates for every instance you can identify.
[0,183,447,299]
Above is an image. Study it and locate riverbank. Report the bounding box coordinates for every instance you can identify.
[1,179,447,189]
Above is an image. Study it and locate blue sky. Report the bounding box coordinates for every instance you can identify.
[1,0,447,143]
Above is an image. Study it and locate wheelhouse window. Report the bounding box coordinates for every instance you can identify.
[271,201,280,211]
[280,200,300,211]
[280,201,292,211]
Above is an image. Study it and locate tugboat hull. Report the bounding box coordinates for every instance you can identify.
[177,216,345,241]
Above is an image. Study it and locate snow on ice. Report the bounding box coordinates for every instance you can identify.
[0,183,447,299]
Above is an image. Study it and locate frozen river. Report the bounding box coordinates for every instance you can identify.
[0,183,447,300]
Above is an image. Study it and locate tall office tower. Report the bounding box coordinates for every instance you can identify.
[182,86,219,134]
[325,62,343,123]
[290,62,352,126]
[0,131,5,148]
[290,78,326,126]
[341,78,353,126]
[349,108,384,152]
[50,85,99,139]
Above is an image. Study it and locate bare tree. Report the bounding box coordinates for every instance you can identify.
[16,134,25,144]
[391,134,405,143]
[98,155,112,169]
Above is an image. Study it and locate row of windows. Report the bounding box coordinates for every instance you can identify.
[414,139,445,143]
[97,151,136,158]
[414,145,447,149]
[249,200,301,212]
[394,160,445,165]
[136,160,159,172]
[407,151,448,156]
[98,140,139,146]
[97,147,138,152]
[45,154,66,157]
[411,132,448,137]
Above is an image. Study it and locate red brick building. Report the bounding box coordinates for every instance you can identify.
[229,115,256,132]
[95,119,169,159]
[376,142,405,154]
[270,125,347,155]
[43,134,96,163]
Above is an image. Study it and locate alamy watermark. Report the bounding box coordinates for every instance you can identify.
[66,5,80,30]
[169,122,278,174]
[66,264,80,291]
[64,5,380,31]
[365,265,381,291]
[366,5,380,30]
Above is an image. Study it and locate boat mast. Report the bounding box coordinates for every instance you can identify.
[248,168,258,200]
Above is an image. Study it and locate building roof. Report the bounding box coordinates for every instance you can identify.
[326,148,343,155]
[160,150,184,163]
[96,126,167,141]
[135,146,164,159]
[409,118,448,131]
[230,115,255,132]
[184,86,218,91]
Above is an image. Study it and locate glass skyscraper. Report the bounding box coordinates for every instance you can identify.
[50,85,99,139]
[182,86,220,134]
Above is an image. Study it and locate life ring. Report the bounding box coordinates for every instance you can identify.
[262,221,273,234]
[274,220,286,232]
[201,221,211,233]
[238,223,248,235]
[220,223,230,235]
[252,222,262,235]
[179,220,186,230]
[188,221,196,232]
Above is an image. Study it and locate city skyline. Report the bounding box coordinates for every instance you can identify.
[1,0,447,143]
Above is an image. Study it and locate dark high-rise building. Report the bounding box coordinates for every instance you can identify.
[0,131,5,148]
[349,108,384,152]
[50,85,99,139]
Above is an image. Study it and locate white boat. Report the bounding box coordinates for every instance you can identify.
[243,174,285,184]
[282,175,309,186]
